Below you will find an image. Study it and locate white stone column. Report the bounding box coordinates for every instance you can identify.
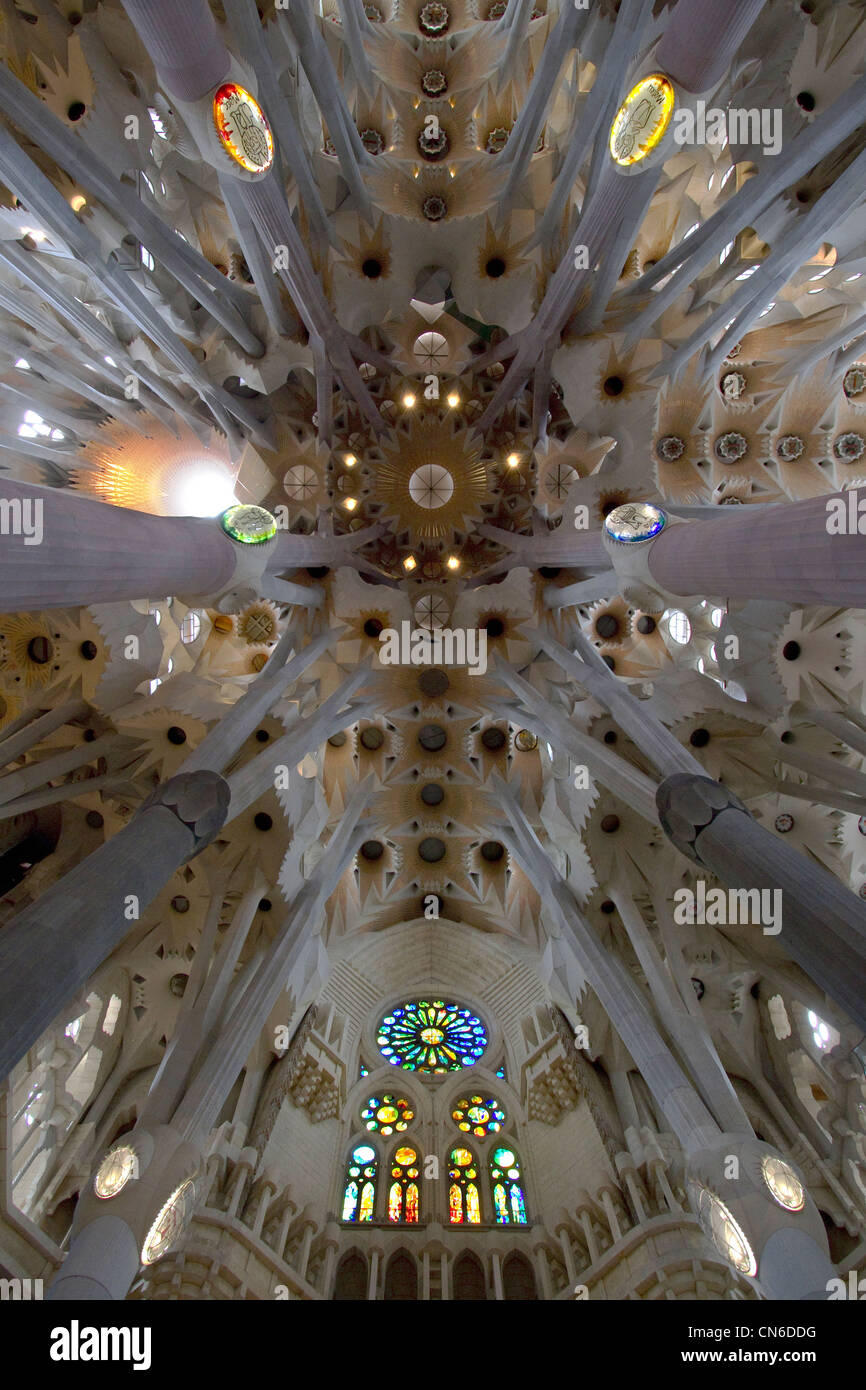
[440,1250,451,1300]
[557,1225,579,1287]
[599,1186,623,1245]
[533,1243,554,1300]
[0,770,229,1079]
[251,1180,276,1239]
[490,1250,504,1300]
[296,1215,317,1280]
[647,491,866,608]
[576,1201,599,1264]
[656,0,767,94]
[0,479,237,612]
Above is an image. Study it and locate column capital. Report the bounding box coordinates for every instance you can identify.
[656,773,749,864]
[143,770,230,857]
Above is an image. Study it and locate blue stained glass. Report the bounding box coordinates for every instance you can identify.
[493,1182,508,1223]
[342,1180,359,1221]
[377,999,488,1073]
[343,1146,377,1222]
[489,1143,528,1225]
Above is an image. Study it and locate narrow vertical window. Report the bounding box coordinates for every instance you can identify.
[342,1145,377,1222]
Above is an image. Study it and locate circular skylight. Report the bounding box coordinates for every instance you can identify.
[408,464,454,509]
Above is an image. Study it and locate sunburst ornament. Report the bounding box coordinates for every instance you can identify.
[213,83,274,173]
[376,413,488,541]
[0,616,57,689]
[409,464,454,508]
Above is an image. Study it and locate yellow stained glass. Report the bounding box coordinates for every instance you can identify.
[388,1181,402,1221]
[212,83,274,174]
[609,75,675,167]
[342,1180,359,1221]
[452,1147,473,1166]
[493,1182,508,1222]
[395,1146,417,1165]
[449,1182,463,1223]
[406,1183,419,1223]
[466,1182,481,1224]
[359,1180,375,1221]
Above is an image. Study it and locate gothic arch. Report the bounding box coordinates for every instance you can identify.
[384,1249,418,1299]
[502,1251,537,1300]
[333,1249,367,1300]
[452,1250,487,1300]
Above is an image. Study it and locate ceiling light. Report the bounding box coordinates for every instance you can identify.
[344,453,357,467]
[446,554,460,570]
[446,392,460,407]
[403,555,417,571]
[403,392,416,408]
[70,195,87,212]
[22,227,47,242]
[343,496,359,511]
[506,453,520,468]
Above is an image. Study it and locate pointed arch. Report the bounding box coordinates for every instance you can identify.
[453,1250,486,1300]
[502,1251,537,1299]
[384,1249,418,1299]
[334,1250,367,1300]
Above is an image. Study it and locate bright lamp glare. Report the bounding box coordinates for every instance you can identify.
[169,463,238,517]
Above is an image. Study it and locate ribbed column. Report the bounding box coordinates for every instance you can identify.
[0,480,237,611]
[120,0,230,101]
[0,770,229,1078]
[656,0,767,94]
[647,493,866,606]
[657,774,866,1032]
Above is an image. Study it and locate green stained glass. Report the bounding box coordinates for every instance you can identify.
[342,1179,359,1221]
[489,1143,527,1225]
[343,1144,377,1223]
[452,1093,505,1137]
[377,999,488,1073]
[449,1145,482,1224]
[219,503,277,544]
[493,1182,508,1222]
[361,1093,415,1135]
[387,1146,420,1223]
